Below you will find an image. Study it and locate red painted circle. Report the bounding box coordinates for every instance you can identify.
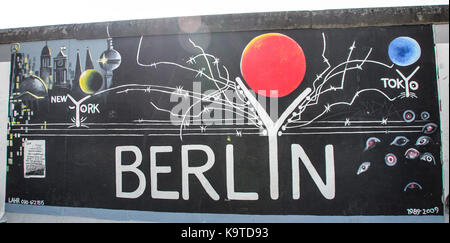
[240,33,306,97]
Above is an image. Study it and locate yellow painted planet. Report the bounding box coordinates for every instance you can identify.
[79,69,103,94]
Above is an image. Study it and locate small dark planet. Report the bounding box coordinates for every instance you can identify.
[79,69,103,94]
[19,75,48,99]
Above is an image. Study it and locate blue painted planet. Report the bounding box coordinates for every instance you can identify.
[388,37,421,66]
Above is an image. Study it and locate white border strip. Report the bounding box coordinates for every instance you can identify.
[0,60,11,222]
[4,204,445,223]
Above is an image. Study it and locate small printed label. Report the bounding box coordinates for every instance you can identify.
[23,140,46,178]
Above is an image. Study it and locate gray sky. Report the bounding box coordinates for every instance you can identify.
[17,39,106,73]
[0,0,448,30]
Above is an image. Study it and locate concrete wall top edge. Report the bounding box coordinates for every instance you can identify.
[0,5,448,44]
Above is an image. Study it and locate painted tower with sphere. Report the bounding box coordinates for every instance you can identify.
[99,37,122,90]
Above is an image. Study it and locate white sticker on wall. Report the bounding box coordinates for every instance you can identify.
[23,140,46,178]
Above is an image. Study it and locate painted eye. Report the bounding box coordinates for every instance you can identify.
[364,137,380,151]
[420,152,436,165]
[415,136,431,146]
[405,148,420,159]
[403,110,415,123]
[390,136,409,146]
[422,123,437,134]
[403,182,423,192]
[420,111,430,120]
[357,162,371,175]
[385,153,397,166]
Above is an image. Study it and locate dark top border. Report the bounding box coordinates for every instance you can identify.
[0,5,448,44]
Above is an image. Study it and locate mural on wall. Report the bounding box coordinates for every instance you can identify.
[5,24,443,216]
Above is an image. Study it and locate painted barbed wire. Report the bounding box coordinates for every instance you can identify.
[281,33,401,131]
[135,36,263,140]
